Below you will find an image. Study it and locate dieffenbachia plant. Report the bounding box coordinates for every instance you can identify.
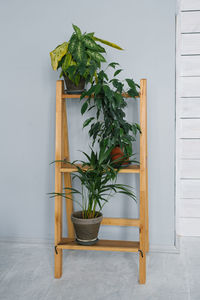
[50,24,123,86]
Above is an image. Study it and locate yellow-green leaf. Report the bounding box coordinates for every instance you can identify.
[93,37,123,50]
[50,42,68,70]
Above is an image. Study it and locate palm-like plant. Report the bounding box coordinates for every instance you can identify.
[80,64,141,156]
[50,25,123,86]
[49,143,137,219]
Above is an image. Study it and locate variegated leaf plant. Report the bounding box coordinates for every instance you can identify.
[50,24,123,86]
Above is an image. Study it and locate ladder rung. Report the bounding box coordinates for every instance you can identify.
[60,163,140,174]
[62,92,140,99]
[102,217,140,227]
[57,238,140,252]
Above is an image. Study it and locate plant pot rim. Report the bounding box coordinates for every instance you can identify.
[71,211,103,225]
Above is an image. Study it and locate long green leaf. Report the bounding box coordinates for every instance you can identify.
[83,117,94,128]
[81,101,88,114]
[68,34,78,54]
[72,24,82,39]
[114,69,123,77]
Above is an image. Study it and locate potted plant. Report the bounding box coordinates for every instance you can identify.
[80,64,141,165]
[49,143,137,245]
[50,25,123,94]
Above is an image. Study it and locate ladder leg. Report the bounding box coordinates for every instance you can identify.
[54,177,63,278]
[139,200,147,284]
[54,172,63,278]
[55,249,62,278]
[139,243,146,284]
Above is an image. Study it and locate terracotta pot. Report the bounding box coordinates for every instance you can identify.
[63,76,85,94]
[71,211,103,245]
[111,147,129,166]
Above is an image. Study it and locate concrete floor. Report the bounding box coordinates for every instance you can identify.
[0,237,199,300]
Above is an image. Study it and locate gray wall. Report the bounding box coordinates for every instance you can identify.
[0,0,176,248]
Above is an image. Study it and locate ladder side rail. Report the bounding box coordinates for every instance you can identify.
[145,81,149,252]
[62,98,75,238]
[55,80,64,278]
[139,79,147,284]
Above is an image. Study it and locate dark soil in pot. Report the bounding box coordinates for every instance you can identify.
[64,76,85,94]
[71,211,103,245]
[111,147,130,167]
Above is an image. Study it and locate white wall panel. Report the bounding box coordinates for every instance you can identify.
[181,34,200,55]
[180,199,200,217]
[180,160,200,178]
[180,139,200,158]
[181,12,200,33]
[181,179,200,198]
[179,218,200,236]
[180,119,200,138]
[179,99,200,117]
[180,56,200,76]
[181,0,200,11]
[181,11,200,33]
[180,77,200,97]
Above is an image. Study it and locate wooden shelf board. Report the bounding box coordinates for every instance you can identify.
[102,217,140,227]
[60,164,140,174]
[62,92,140,99]
[57,238,140,252]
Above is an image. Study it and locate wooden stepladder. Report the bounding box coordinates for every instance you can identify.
[54,79,148,284]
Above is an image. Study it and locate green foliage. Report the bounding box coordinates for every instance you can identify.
[81,65,141,156]
[49,143,136,219]
[50,25,122,86]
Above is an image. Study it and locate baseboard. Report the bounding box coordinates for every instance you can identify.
[149,235,180,254]
[0,236,180,253]
[149,244,179,254]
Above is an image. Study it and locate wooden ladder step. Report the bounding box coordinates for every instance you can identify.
[62,93,140,99]
[60,164,140,174]
[102,217,140,227]
[57,238,140,252]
